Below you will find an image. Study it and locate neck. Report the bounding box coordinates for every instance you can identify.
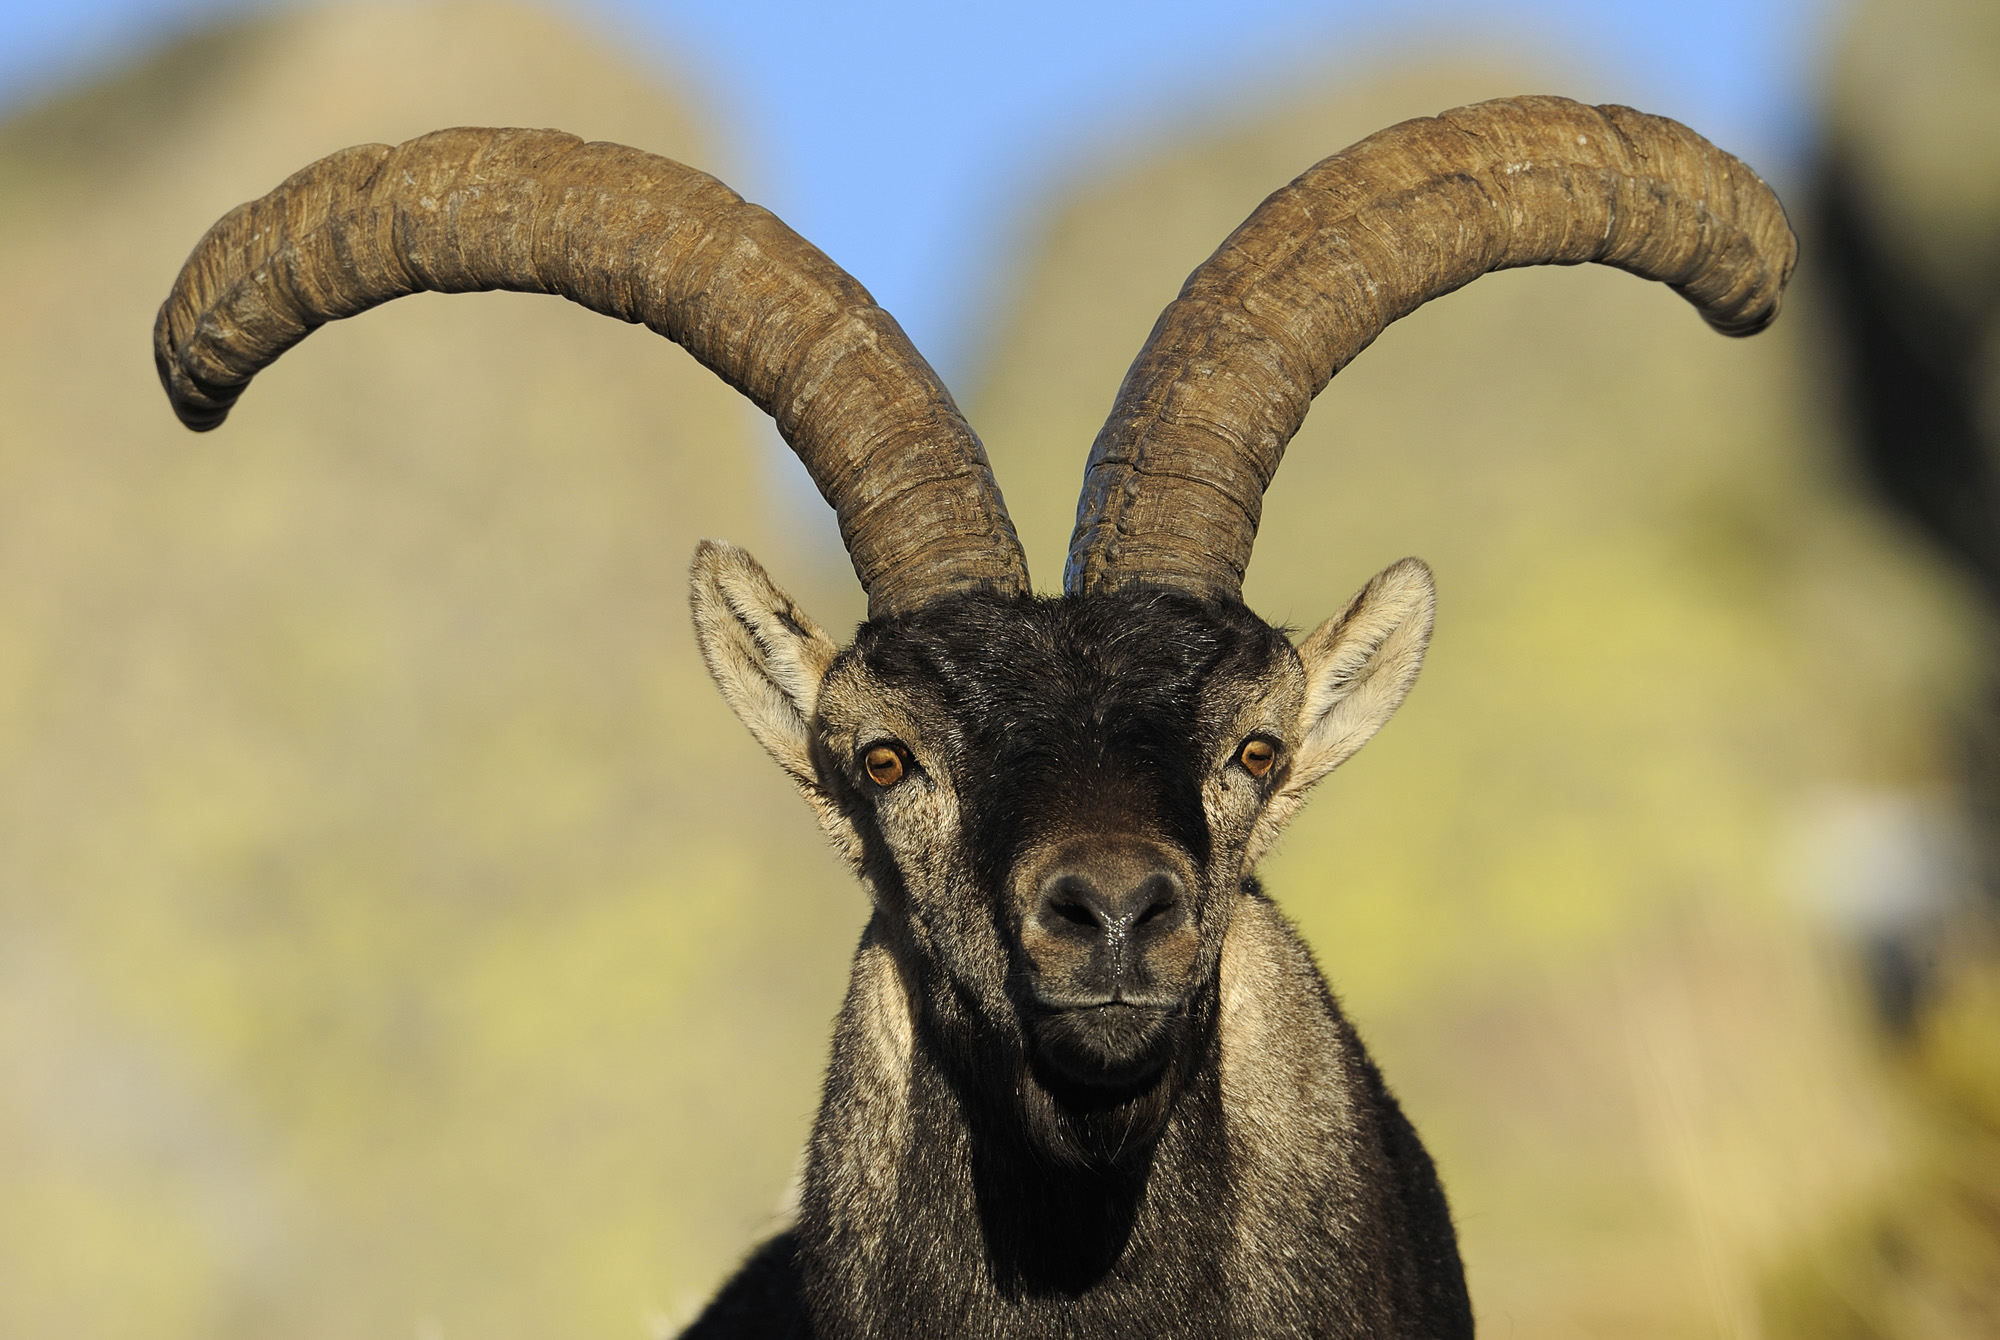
[791,893,1469,1340]
[797,917,1238,1336]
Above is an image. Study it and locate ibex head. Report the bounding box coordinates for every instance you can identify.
[156,98,1793,1170]
[691,543,1435,1161]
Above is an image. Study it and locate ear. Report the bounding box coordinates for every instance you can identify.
[1247,558,1434,862]
[688,540,840,791]
[1291,556,1435,784]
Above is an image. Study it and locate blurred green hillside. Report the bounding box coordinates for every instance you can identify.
[0,2,1993,1339]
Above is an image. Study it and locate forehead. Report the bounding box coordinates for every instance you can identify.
[836,590,1294,746]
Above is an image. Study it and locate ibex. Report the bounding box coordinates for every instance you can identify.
[155,96,1793,1338]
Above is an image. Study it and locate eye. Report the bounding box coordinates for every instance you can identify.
[863,742,908,788]
[1237,737,1277,779]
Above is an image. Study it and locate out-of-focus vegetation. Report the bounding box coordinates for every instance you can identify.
[0,1,1995,1338]
[1762,965,2000,1337]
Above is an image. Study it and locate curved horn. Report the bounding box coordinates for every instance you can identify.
[156,127,1028,619]
[1065,95,1797,600]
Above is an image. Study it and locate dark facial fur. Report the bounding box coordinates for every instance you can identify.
[810,589,1303,1166]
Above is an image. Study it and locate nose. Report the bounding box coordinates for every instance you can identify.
[1036,853,1187,950]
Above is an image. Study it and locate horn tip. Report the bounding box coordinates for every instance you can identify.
[1703,292,1786,339]
[174,403,232,432]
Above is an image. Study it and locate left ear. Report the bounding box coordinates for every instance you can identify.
[1248,558,1434,861]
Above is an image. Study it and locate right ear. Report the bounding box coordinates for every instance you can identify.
[688,540,840,793]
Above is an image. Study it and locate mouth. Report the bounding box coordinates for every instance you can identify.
[1028,999,1181,1090]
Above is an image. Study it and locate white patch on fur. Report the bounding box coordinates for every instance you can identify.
[1217,896,1363,1292]
[828,934,916,1268]
[856,936,915,1085]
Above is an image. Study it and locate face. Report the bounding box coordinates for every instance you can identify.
[688,541,1434,1164]
[813,592,1303,1106]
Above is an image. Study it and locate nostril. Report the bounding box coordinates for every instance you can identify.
[1053,899,1100,931]
[1041,874,1108,935]
[1133,873,1183,930]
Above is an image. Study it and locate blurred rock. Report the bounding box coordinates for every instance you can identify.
[1816,0,2000,607]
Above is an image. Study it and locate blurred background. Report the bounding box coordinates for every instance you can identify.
[0,0,1995,1336]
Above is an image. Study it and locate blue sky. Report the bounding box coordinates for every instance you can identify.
[0,0,1840,377]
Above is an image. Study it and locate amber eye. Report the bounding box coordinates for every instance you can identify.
[863,744,907,788]
[1238,738,1277,778]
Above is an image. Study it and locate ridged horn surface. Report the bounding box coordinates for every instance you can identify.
[1065,95,1798,600]
[155,126,1029,619]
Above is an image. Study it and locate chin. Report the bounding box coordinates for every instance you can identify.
[1018,1023,1186,1170]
